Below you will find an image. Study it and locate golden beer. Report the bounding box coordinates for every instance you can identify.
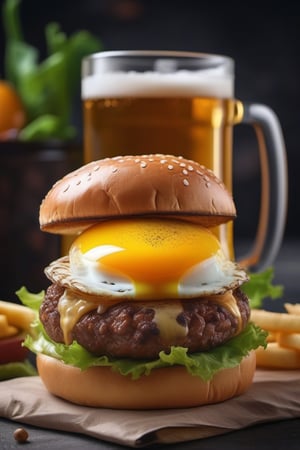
[83,95,243,259]
[83,96,242,185]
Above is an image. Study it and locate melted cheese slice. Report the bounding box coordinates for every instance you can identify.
[57,290,242,346]
[147,300,187,344]
[58,290,96,344]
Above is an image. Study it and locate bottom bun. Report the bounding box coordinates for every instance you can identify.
[36,351,256,409]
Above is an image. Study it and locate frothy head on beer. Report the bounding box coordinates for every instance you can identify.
[82,70,233,99]
[82,51,234,99]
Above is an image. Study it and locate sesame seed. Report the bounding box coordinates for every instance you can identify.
[206,182,211,188]
[93,165,100,171]
[160,159,167,164]
[168,165,174,170]
[140,161,147,168]
[63,185,70,192]
[135,158,140,163]
[180,163,186,167]
[183,179,189,186]
[187,165,194,171]
[76,180,81,185]
[182,169,188,175]
[112,168,118,173]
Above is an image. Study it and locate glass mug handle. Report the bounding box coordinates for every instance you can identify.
[236,102,288,271]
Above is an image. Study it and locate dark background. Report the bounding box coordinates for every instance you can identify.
[0,0,299,297]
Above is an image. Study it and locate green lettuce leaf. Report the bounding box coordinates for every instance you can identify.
[15,286,44,311]
[242,268,283,309]
[24,324,266,381]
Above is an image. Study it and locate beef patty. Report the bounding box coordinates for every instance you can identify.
[40,283,250,359]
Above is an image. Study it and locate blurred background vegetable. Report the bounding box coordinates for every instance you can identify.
[0,79,26,139]
[1,0,101,141]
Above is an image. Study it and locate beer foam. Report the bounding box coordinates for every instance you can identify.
[82,70,234,99]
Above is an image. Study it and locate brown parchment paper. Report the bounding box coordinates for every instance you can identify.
[0,369,300,447]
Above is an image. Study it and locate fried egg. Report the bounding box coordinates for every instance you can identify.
[52,218,248,300]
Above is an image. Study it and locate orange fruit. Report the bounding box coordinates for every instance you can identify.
[0,80,26,134]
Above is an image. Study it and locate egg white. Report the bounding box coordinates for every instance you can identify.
[45,246,248,300]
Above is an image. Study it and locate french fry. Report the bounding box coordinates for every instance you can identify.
[266,332,278,342]
[0,300,36,332]
[251,303,300,369]
[251,309,300,333]
[278,332,300,352]
[255,342,300,369]
[284,303,300,315]
[0,314,18,338]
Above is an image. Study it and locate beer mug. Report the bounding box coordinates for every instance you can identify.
[81,50,287,270]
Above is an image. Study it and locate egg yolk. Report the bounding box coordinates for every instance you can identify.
[70,218,221,298]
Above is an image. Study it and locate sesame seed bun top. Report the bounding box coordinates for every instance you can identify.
[39,154,236,234]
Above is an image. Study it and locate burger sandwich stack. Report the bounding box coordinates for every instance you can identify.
[23,154,267,409]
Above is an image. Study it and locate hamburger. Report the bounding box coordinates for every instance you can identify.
[23,154,266,409]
